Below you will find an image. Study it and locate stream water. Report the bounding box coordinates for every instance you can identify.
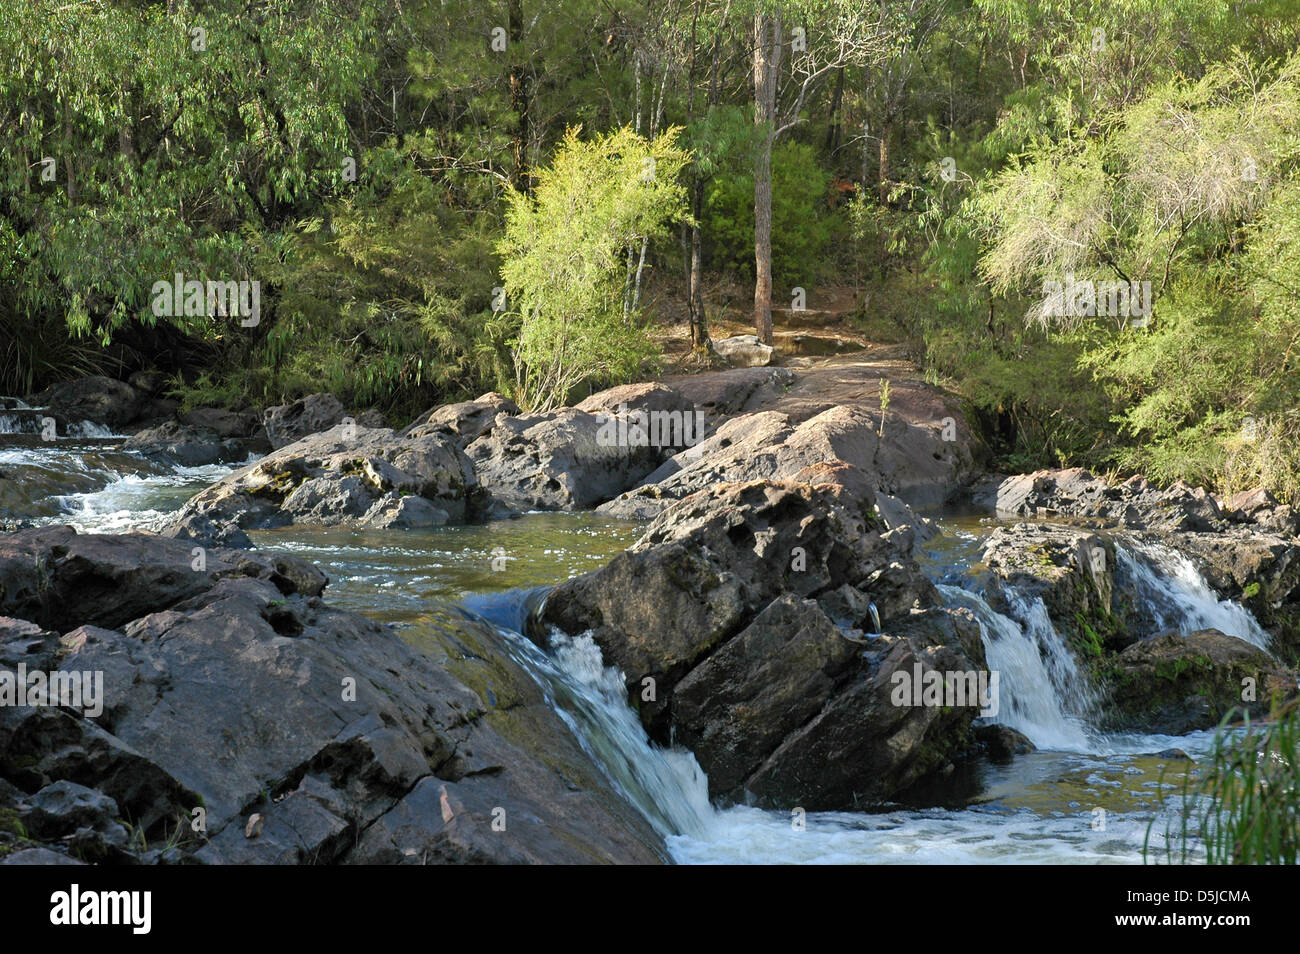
[4,414,1265,864]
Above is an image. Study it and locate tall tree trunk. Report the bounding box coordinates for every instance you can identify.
[508,0,530,192]
[877,115,893,203]
[824,67,845,153]
[690,178,708,347]
[752,10,780,346]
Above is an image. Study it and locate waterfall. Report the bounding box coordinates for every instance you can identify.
[491,622,717,840]
[938,584,1096,751]
[1116,540,1271,651]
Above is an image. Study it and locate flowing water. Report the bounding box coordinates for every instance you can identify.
[6,421,1272,864]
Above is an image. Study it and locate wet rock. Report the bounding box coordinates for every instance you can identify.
[980,524,1122,653]
[711,334,774,367]
[29,376,143,430]
[262,393,346,449]
[973,724,1036,761]
[167,424,479,532]
[1102,630,1296,734]
[402,392,518,448]
[544,478,981,809]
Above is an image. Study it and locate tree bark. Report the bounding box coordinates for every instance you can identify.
[752,9,780,346]
[508,0,530,192]
[690,178,708,347]
[877,115,893,203]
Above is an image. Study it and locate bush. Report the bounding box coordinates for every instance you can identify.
[704,140,834,288]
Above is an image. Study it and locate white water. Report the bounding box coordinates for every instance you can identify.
[1117,541,1272,650]
[939,585,1096,751]
[525,617,1208,863]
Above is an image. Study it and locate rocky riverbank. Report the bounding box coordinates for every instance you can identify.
[5,363,1300,864]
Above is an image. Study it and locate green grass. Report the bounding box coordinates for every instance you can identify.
[1147,698,1300,864]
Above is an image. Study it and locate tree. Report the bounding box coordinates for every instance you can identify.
[497,125,690,410]
[750,0,886,344]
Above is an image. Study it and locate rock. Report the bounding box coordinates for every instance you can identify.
[1103,630,1296,734]
[600,402,969,518]
[0,526,325,632]
[1163,529,1300,660]
[0,847,84,865]
[544,478,981,808]
[711,334,774,368]
[127,370,166,396]
[996,468,1225,532]
[180,406,261,440]
[29,376,143,429]
[123,420,253,467]
[160,512,253,550]
[262,393,346,449]
[1223,487,1278,521]
[465,408,667,512]
[24,785,122,842]
[402,392,519,448]
[663,366,796,419]
[166,424,479,532]
[980,524,1123,653]
[736,611,986,810]
[973,724,1036,761]
[0,534,666,864]
[360,494,450,529]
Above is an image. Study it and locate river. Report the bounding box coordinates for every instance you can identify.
[4,412,1263,864]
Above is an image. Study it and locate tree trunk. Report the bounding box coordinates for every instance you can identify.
[689,178,708,348]
[824,67,845,153]
[877,115,892,203]
[508,0,530,192]
[752,10,780,346]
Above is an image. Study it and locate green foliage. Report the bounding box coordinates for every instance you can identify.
[704,140,833,286]
[1150,700,1300,864]
[498,125,689,410]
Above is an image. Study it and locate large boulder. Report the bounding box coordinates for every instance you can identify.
[29,376,143,430]
[166,424,479,539]
[262,393,347,449]
[402,392,519,448]
[711,335,774,368]
[541,478,984,809]
[0,530,666,864]
[465,408,669,513]
[1103,630,1295,734]
[600,401,966,518]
